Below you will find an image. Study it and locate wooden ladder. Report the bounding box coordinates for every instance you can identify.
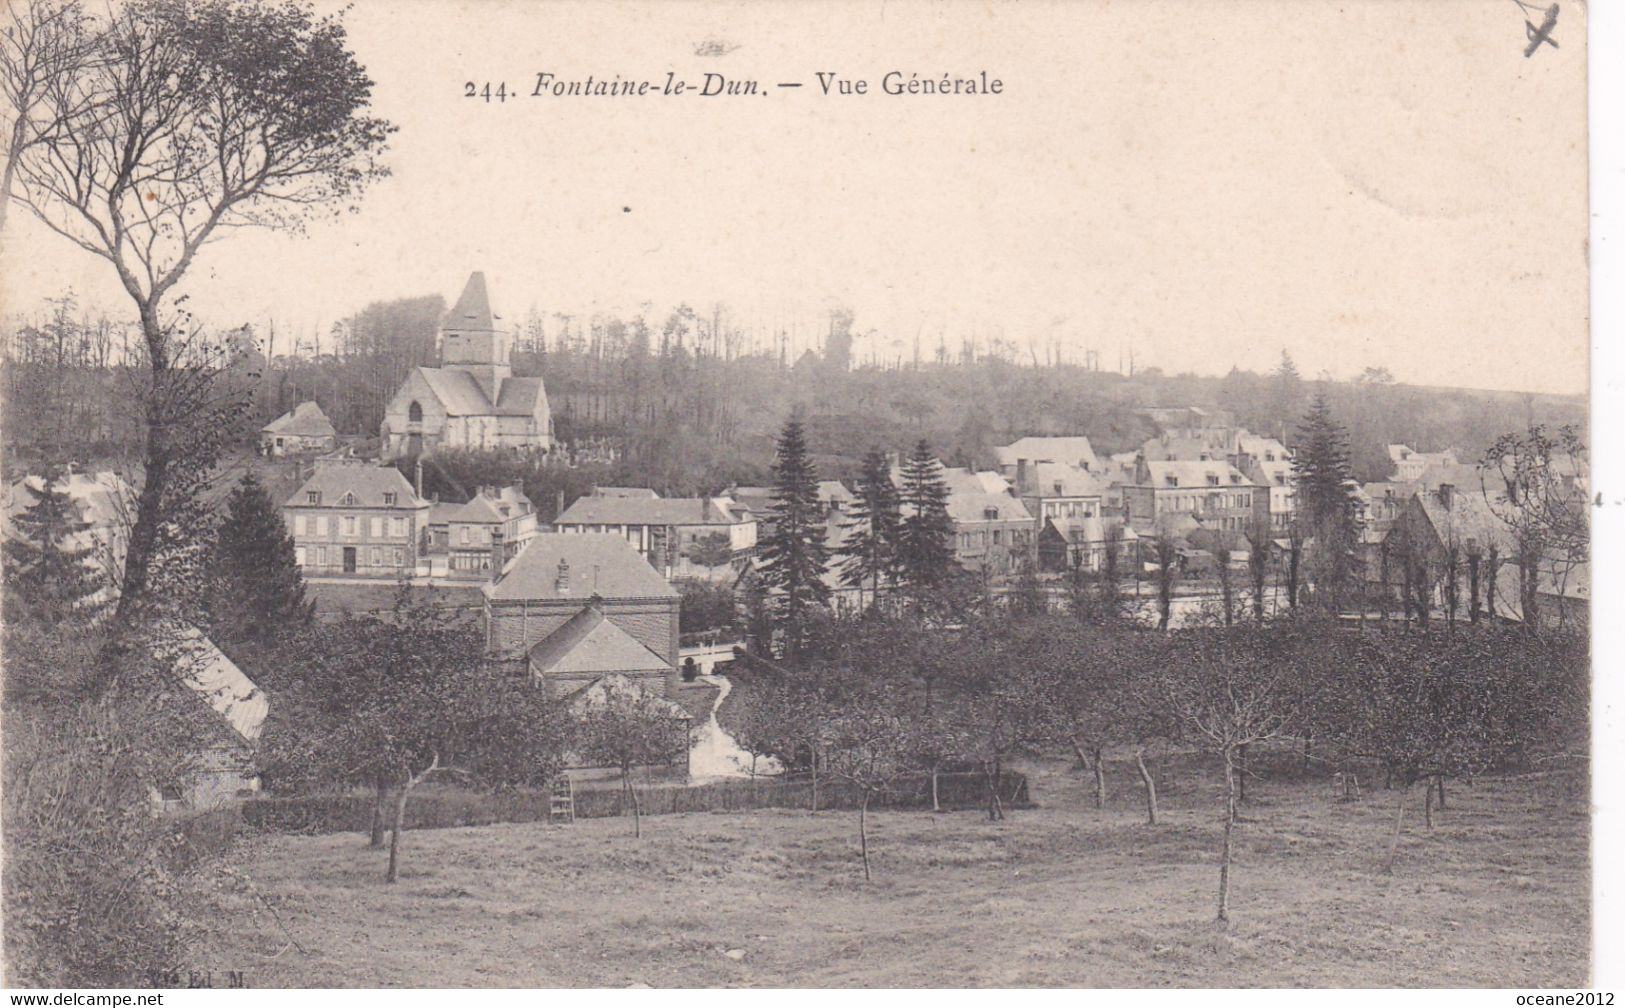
[549,775,575,825]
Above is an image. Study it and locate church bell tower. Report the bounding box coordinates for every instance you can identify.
[441,271,511,404]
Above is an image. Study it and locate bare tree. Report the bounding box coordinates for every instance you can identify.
[11,0,392,620]
[0,0,97,243]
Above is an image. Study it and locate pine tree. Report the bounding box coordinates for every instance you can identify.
[2,470,109,614]
[835,449,902,605]
[758,417,830,662]
[1292,392,1360,610]
[896,440,955,593]
[208,472,313,648]
[1270,350,1304,437]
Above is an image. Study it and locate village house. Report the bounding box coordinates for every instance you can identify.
[1230,432,1296,530]
[2,468,134,607]
[282,459,430,577]
[379,272,554,460]
[259,400,337,457]
[483,533,682,699]
[910,465,1035,574]
[553,490,757,579]
[1387,444,1459,483]
[443,484,540,579]
[152,625,268,810]
[993,435,1101,479]
[1036,514,1139,574]
[1121,456,1269,537]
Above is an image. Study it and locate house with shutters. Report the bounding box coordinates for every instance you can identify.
[379,272,554,460]
[443,484,540,579]
[1121,456,1269,536]
[282,460,430,577]
[483,533,682,699]
[552,490,756,579]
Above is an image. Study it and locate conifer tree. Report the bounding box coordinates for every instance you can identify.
[208,471,313,648]
[1292,392,1361,610]
[758,417,830,662]
[2,470,108,614]
[835,449,902,606]
[896,440,955,593]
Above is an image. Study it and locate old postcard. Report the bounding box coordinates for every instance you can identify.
[0,0,1598,991]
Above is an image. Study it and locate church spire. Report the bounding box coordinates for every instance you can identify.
[447,271,496,332]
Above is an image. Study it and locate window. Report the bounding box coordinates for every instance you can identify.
[370,547,381,565]
[344,516,357,536]
[408,401,423,422]
[294,515,306,536]
[315,516,329,535]
[307,491,321,505]
[371,517,384,538]
[1275,474,1286,486]
[383,492,397,506]
[391,517,407,537]
[1207,474,1220,486]
[461,527,471,544]
[294,546,305,566]
[1165,476,1178,487]
[316,546,327,566]
[992,529,1002,545]
[340,492,357,506]
[394,548,405,565]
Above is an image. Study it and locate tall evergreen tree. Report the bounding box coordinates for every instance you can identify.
[1269,349,1304,438]
[758,417,830,662]
[835,449,902,605]
[2,470,108,614]
[896,440,955,593]
[208,471,313,648]
[1292,392,1360,610]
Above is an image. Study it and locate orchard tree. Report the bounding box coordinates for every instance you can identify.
[573,679,690,838]
[11,0,393,620]
[1481,424,1588,633]
[823,699,909,881]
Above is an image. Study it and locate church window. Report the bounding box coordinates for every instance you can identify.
[408,401,423,422]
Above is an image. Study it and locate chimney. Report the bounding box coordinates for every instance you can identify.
[554,558,570,595]
[1437,483,1454,509]
[1016,458,1030,493]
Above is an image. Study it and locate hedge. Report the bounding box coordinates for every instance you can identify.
[242,770,1029,836]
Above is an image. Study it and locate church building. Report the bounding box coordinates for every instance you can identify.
[380,272,554,460]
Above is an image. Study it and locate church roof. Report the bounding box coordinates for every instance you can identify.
[493,375,548,416]
[528,604,671,679]
[446,271,498,331]
[415,367,492,416]
[486,533,678,603]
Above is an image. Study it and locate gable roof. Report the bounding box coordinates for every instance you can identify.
[486,532,678,603]
[593,487,661,498]
[1020,461,1106,499]
[565,672,688,718]
[555,495,744,527]
[995,436,1100,472]
[528,604,672,678]
[493,375,548,416]
[158,624,269,743]
[446,271,498,331]
[1140,460,1256,488]
[263,401,336,438]
[286,464,420,509]
[415,367,493,415]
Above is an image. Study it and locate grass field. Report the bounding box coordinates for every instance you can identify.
[201,757,1589,987]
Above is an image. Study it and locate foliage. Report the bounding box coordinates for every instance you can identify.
[572,679,690,838]
[1292,392,1360,612]
[835,448,902,604]
[1,466,108,615]
[206,471,313,650]
[896,440,954,594]
[757,417,830,661]
[1480,424,1588,631]
[676,577,739,637]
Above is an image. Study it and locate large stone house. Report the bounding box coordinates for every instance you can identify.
[380,272,554,460]
[283,460,430,577]
[552,490,756,579]
[1121,457,1269,537]
[443,484,540,579]
[484,533,682,699]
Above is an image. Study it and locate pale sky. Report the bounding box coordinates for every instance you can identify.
[0,0,1590,394]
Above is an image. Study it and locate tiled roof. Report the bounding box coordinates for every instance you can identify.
[593,487,661,499]
[1413,487,1518,554]
[817,480,855,503]
[556,496,742,527]
[995,436,1100,472]
[528,604,671,678]
[487,533,678,602]
[566,672,688,718]
[286,465,420,509]
[1020,461,1106,499]
[1139,460,1256,488]
[493,376,548,416]
[263,401,336,438]
[416,367,493,415]
[157,624,269,743]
